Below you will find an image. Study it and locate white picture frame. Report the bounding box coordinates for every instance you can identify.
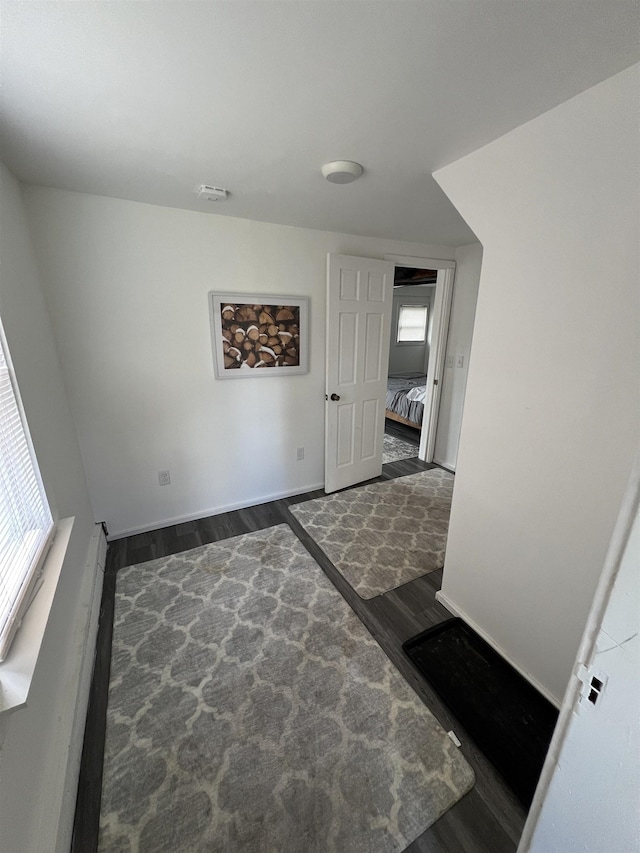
[209,292,309,379]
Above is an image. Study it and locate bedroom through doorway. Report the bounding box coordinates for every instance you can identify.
[383,254,456,466]
[383,266,436,464]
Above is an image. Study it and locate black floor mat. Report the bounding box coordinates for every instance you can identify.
[403,617,558,807]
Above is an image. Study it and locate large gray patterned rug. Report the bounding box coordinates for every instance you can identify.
[289,469,454,599]
[382,433,418,464]
[99,524,473,853]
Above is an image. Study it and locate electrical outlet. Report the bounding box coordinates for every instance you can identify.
[296,447,304,461]
[158,469,171,486]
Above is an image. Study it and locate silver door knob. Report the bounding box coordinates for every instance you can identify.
[330,393,340,401]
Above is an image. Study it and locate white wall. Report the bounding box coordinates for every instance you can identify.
[388,285,434,374]
[434,65,639,704]
[434,242,482,470]
[23,188,456,537]
[0,165,98,851]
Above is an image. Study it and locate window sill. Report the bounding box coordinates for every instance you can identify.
[0,517,74,715]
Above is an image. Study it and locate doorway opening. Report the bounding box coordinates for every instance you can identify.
[384,267,437,463]
[384,255,455,465]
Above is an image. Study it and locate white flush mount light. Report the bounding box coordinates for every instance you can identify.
[321,160,364,184]
[196,184,228,201]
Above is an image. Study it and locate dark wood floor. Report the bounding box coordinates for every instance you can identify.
[384,417,422,445]
[72,448,525,853]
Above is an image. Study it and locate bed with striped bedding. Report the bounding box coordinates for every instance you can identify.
[385,372,427,429]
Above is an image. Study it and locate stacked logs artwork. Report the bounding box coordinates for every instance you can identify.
[220,303,301,369]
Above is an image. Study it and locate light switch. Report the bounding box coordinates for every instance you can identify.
[456,354,465,368]
[446,355,454,368]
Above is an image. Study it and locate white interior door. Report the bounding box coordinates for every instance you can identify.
[325,254,394,493]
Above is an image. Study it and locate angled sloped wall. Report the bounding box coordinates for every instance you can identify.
[434,65,639,704]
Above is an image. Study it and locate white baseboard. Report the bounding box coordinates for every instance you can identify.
[108,482,326,540]
[433,455,455,472]
[435,590,560,708]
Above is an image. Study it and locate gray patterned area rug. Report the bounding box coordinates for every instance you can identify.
[382,433,418,464]
[289,469,454,599]
[99,524,473,853]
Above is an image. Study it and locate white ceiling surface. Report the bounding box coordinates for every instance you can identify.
[1,2,638,246]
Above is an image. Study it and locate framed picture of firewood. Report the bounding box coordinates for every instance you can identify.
[209,293,309,378]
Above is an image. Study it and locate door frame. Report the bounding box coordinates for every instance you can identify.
[384,254,455,463]
[516,458,640,852]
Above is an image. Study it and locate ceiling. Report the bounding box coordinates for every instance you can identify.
[1,2,638,246]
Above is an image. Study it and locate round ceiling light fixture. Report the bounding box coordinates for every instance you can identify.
[321,160,364,184]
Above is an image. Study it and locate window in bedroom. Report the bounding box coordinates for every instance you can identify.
[396,304,428,344]
[0,326,54,661]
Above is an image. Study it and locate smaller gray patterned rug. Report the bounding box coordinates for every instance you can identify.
[382,432,419,464]
[99,524,473,853]
[289,469,454,599]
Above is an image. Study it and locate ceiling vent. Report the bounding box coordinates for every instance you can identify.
[196,185,228,202]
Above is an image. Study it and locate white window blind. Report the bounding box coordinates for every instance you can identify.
[0,334,53,661]
[397,304,428,343]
